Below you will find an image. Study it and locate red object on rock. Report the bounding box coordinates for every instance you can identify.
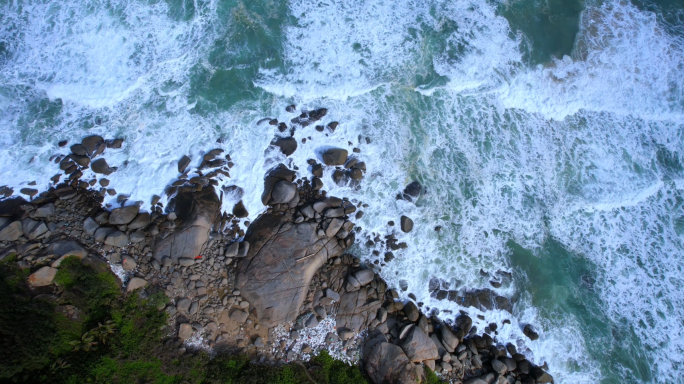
[195,255,202,259]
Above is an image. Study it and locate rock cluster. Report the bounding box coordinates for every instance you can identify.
[0,107,555,384]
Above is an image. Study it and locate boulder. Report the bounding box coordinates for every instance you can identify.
[271,181,296,204]
[399,326,439,363]
[28,266,58,287]
[81,135,104,156]
[122,255,137,271]
[178,323,193,340]
[229,309,249,323]
[130,230,145,243]
[232,200,248,218]
[34,203,55,218]
[91,158,113,174]
[50,241,88,259]
[533,367,554,383]
[440,325,459,352]
[319,147,348,166]
[225,242,239,257]
[353,269,374,286]
[404,181,422,198]
[491,358,507,374]
[271,137,298,156]
[94,227,117,242]
[325,218,344,238]
[177,298,191,313]
[336,287,382,333]
[0,221,23,241]
[523,324,539,341]
[109,205,140,225]
[403,301,420,322]
[83,217,100,235]
[235,210,347,328]
[23,220,47,240]
[105,231,129,247]
[178,155,191,173]
[365,342,424,384]
[126,277,147,292]
[454,314,473,341]
[154,186,219,263]
[400,216,413,233]
[127,213,150,230]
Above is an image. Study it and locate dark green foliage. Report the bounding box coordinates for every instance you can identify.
[310,350,369,384]
[0,262,56,381]
[424,366,446,384]
[0,257,368,384]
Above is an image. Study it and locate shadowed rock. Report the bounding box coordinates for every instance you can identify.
[154,186,219,263]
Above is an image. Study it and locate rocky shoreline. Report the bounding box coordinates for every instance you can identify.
[0,106,553,384]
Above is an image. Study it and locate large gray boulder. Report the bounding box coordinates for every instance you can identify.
[0,221,23,241]
[365,342,424,384]
[154,186,219,263]
[235,210,346,328]
[319,147,348,166]
[336,287,382,333]
[109,205,140,225]
[271,180,297,204]
[399,326,439,363]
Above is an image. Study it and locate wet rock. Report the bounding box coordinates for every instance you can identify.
[325,218,344,238]
[319,147,348,166]
[178,155,191,173]
[28,266,58,287]
[82,135,104,156]
[305,314,319,328]
[312,163,323,177]
[109,205,140,225]
[91,158,113,175]
[70,144,87,156]
[50,241,88,259]
[404,181,422,199]
[20,188,39,197]
[400,216,413,233]
[271,137,298,156]
[271,180,297,204]
[232,200,248,218]
[523,324,539,341]
[454,314,473,341]
[69,154,90,167]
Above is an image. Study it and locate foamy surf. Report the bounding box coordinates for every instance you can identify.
[1,0,683,382]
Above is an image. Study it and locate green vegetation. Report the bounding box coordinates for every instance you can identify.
[0,257,370,384]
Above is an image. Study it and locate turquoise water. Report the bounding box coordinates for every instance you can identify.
[1,0,684,382]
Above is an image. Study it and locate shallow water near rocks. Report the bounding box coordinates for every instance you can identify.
[1,0,683,382]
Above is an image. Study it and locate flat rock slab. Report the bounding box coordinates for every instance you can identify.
[29,266,58,287]
[235,211,345,328]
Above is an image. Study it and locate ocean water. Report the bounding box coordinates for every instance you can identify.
[1,0,683,382]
